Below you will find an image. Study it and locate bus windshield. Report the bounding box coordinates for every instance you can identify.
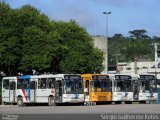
[64,79,83,94]
[141,79,157,92]
[92,77,110,92]
[116,80,132,92]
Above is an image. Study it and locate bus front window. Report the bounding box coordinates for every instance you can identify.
[116,80,132,92]
[65,79,83,94]
[75,80,83,94]
[65,80,74,94]
[123,80,132,92]
[101,80,110,92]
[141,81,149,92]
[92,78,110,92]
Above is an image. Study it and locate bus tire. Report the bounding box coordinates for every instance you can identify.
[48,97,56,106]
[17,97,24,107]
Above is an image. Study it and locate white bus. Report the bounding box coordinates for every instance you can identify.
[52,74,84,104]
[111,74,134,104]
[2,74,84,106]
[2,76,17,104]
[137,74,158,103]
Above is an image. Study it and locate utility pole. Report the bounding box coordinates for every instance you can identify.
[103,11,111,74]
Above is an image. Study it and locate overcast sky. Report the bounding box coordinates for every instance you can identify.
[4,0,160,37]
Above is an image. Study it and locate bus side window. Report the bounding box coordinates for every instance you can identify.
[47,78,55,89]
[17,79,23,89]
[10,82,16,90]
[38,78,46,89]
[3,80,9,89]
[30,81,36,89]
[23,80,29,89]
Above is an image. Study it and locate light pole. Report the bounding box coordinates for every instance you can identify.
[103,11,111,74]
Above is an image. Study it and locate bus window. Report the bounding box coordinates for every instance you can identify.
[116,81,124,92]
[23,80,29,89]
[10,82,16,90]
[65,80,74,93]
[38,78,46,89]
[93,79,101,92]
[101,80,110,92]
[17,79,23,89]
[17,79,29,89]
[47,78,55,89]
[3,80,9,89]
[150,80,157,92]
[75,80,83,93]
[123,80,132,91]
[30,81,36,89]
[145,82,150,92]
[141,81,149,92]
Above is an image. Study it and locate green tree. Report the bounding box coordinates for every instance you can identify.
[0,2,104,75]
[54,20,104,74]
[129,29,151,39]
[121,39,151,73]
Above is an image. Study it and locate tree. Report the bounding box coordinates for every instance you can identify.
[112,34,124,40]
[54,20,104,74]
[129,29,151,39]
[121,39,152,73]
[0,2,104,75]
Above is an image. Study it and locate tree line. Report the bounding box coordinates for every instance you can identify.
[108,30,160,66]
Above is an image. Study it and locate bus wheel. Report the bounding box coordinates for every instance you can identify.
[48,97,56,106]
[17,97,24,107]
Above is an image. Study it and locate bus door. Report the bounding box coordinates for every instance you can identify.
[2,79,9,102]
[55,80,62,103]
[84,80,90,101]
[30,80,36,102]
[9,80,16,103]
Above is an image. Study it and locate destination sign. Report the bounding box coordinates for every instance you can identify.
[115,75,132,80]
[92,75,109,79]
[64,75,81,79]
[139,75,155,80]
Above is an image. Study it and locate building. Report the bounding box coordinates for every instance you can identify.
[117,61,160,78]
[93,36,107,74]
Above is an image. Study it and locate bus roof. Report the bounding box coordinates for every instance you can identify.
[81,74,109,78]
[18,75,32,79]
[53,74,81,78]
[2,76,17,80]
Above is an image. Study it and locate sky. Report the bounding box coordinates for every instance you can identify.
[3,0,160,37]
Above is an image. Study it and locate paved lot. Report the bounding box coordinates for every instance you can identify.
[0,104,160,114]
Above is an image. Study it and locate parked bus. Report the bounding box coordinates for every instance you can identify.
[52,74,84,104]
[2,76,17,104]
[137,74,158,103]
[2,74,84,106]
[81,74,111,105]
[110,74,134,104]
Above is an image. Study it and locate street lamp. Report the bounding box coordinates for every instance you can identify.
[103,11,111,74]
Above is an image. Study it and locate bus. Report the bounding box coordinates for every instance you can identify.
[111,74,134,104]
[1,75,55,106]
[2,74,84,106]
[2,76,17,105]
[52,74,84,104]
[81,74,112,105]
[137,74,158,103]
